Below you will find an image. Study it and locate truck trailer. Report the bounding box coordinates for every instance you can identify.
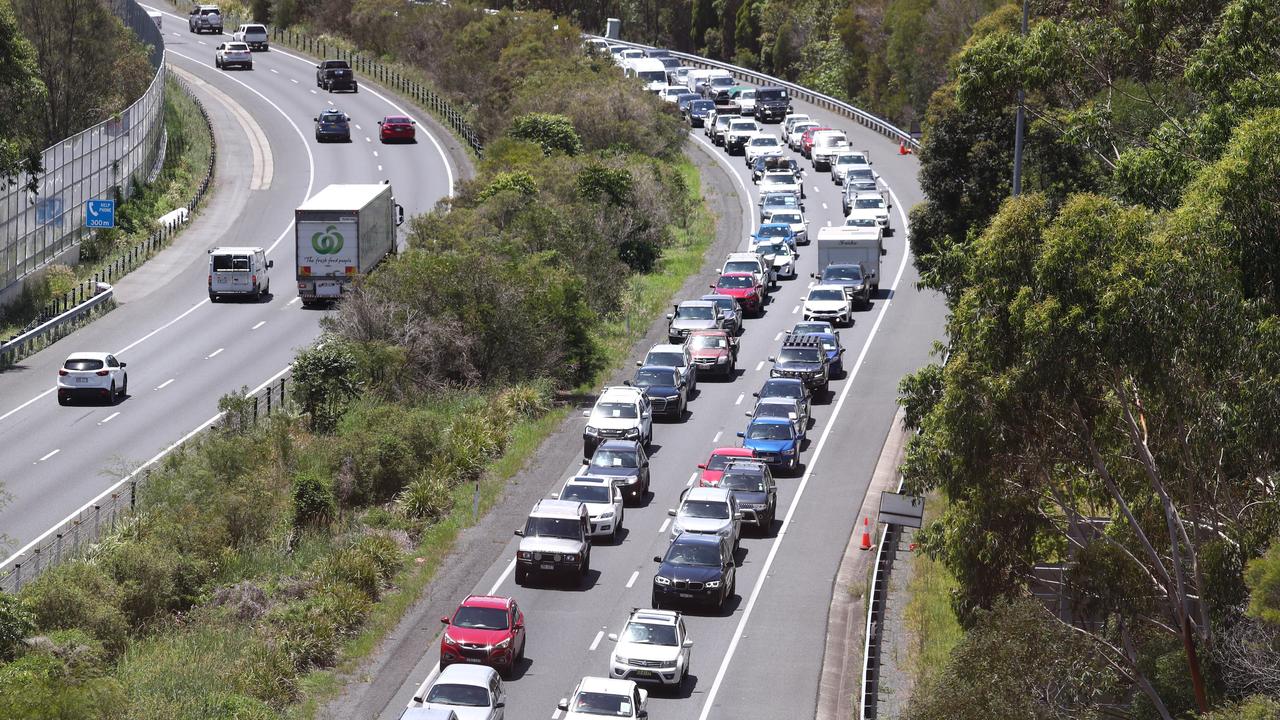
[295,183,403,308]
[815,226,882,293]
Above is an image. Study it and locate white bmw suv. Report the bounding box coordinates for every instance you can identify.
[608,608,693,687]
[57,352,128,405]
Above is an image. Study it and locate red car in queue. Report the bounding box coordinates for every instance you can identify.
[378,115,416,143]
[439,595,526,678]
[688,328,738,377]
[698,447,758,486]
[800,126,833,158]
[712,272,765,317]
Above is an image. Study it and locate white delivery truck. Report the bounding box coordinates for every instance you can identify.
[295,183,404,307]
[623,57,670,92]
[815,225,882,293]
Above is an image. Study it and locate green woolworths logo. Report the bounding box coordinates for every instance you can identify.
[311,225,344,255]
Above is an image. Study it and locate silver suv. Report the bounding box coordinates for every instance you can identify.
[188,5,223,34]
[514,499,590,586]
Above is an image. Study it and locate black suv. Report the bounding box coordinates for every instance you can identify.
[652,532,736,612]
[753,86,792,123]
[768,334,830,392]
[316,59,358,92]
[583,439,651,505]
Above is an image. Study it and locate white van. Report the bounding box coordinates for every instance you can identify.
[208,246,272,301]
[625,57,670,92]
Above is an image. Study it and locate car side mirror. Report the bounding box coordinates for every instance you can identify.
[550,492,559,499]
[377,120,383,125]
[495,702,505,709]
[665,314,674,320]
[734,511,743,519]
[315,64,321,69]
[736,431,745,438]
[440,616,450,624]
[697,464,707,470]
[635,361,643,367]
[582,410,591,418]
[558,700,569,711]
[752,392,759,398]
[623,380,632,386]
[683,639,694,648]
[768,356,776,362]
[639,711,648,719]
[514,529,524,537]
[608,633,619,641]
[667,509,677,516]
[267,260,274,269]
[581,458,589,465]
[120,362,127,368]
[744,411,751,417]
[653,555,663,563]
[313,117,318,122]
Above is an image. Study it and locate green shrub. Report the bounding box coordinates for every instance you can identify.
[314,545,382,601]
[350,534,403,582]
[331,401,443,504]
[20,561,129,655]
[0,593,34,661]
[267,600,339,672]
[508,112,583,156]
[0,648,128,719]
[43,264,77,298]
[102,538,181,626]
[396,471,453,521]
[291,341,361,433]
[290,469,336,530]
[477,171,538,201]
[309,581,371,636]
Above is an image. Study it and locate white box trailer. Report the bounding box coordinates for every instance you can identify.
[295,183,403,307]
[816,226,881,292]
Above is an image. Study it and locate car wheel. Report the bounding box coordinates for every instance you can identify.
[611,522,621,545]
[109,382,118,406]
[58,395,68,406]
[120,378,127,398]
[580,552,590,581]
[516,637,526,663]
[651,593,662,610]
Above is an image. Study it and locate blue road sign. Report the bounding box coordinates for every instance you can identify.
[85,199,116,229]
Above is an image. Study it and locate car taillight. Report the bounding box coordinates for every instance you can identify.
[251,274,257,286]
[345,266,356,275]
[300,266,311,276]
[58,369,68,376]
[208,274,212,286]
[95,370,109,376]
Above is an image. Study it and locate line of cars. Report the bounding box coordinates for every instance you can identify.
[400,44,879,720]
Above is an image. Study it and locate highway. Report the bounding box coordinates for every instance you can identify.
[0,3,465,558]
[358,90,946,719]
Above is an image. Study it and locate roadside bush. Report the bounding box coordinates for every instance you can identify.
[0,643,127,720]
[20,562,129,656]
[291,341,361,433]
[314,544,382,601]
[266,599,339,672]
[291,469,336,530]
[496,381,552,420]
[101,538,182,626]
[0,595,34,661]
[508,112,582,156]
[396,468,453,521]
[330,400,442,504]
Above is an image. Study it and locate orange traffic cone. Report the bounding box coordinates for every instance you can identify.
[898,140,911,156]
[860,517,873,550]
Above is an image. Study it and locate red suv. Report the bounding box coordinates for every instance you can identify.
[688,329,738,377]
[800,126,833,158]
[698,447,758,486]
[439,595,526,678]
[378,115,416,143]
[711,272,765,317]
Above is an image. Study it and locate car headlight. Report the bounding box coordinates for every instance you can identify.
[624,427,640,438]
[443,631,459,645]
[615,655,630,665]
[716,356,728,363]
[585,425,599,436]
[664,393,680,401]
[494,637,512,649]
[600,511,615,520]
[853,284,865,291]
[783,447,797,456]
[705,580,722,589]
[518,551,533,560]
[654,576,672,586]
[718,527,732,537]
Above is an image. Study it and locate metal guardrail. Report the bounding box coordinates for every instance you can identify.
[0,0,168,295]
[0,370,292,594]
[860,480,906,719]
[218,16,485,155]
[0,70,217,367]
[586,36,921,151]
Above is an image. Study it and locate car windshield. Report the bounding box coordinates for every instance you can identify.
[572,692,633,717]
[793,322,830,334]
[761,175,793,185]
[691,101,714,111]
[242,24,265,32]
[845,217,877,228]
[755,403,795,420]
[666,541,722,566]
[591,449,638,469]
[705,297,735,314]
[681,500,730,519]
[690,334,727,350]
[561,484,612,504]
[64,358,104,370]
[848,168,874,179]
[764,196,798,208]
[793,124,818,135]
[761,381,804,401]
[425,683,490,707]
[452,606,509,630]
[756,242,787,257]
[710,77,735,87]
[757,226,788,238]
[821,340,838,352]
[594,401,638,419]
[855,198,884,209]
[212,254,251,271]
[748,423,794,440]
[385,116,410,124]
[718,274,754,289]
[228,43,249,51]
[647,352,684,367]
[716,116,737,127]
[826,266,864,281]
[638,70,667,82]
[706,452,741,471]
[730,122,756,131]
[722,472,766,492]
[758,88,787,100]
[633,368,677,386]
[835,156,860,165]
[622,622,678,646]
[780,347,822,363]
[319,113,345,123]
[677,305,715,320]
[750,137,778,146]
[771,213,802,225]
[525,516,581,540]
[809,289,846,301]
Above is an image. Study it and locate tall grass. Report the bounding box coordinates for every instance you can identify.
[902,491,963,691]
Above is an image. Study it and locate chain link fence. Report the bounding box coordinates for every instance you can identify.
[0,374,291,594]
[0,0,169,296]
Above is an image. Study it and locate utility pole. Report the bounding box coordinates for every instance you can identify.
[1011,0,1029,196]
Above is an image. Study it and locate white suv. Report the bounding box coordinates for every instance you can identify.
[583,386,653,457]
[556,475,625,544]
[608,608,692,687]
[668,486,742,550]
[558,677,648,720]
[849,191,892,234]
[215,42,253,71]
[57,352,128,406]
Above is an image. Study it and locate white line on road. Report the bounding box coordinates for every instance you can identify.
[327,99,334,106]
[822,203,828,210]
[355,124,362,130]
[156,378,175,390]
[754,361,764,372]
[270,68,278,73]
[826,220,833,226]
[171,65,275,190]
[588,630,605,651]
[696,179,915,720]
[99,412,120,425]
[774,331,783,341]
[197,40,207,45]
[291,78,299,83]
[735,393,744,405]
[687,472,698,487]
[206,348,224,359]
[377,164,383,171]
[285,297,301,307]
[251,321,266,330]
[372,150,378,157]
[310,89,317,94]
[35,449,60,464]
[713,430,723,443]
[551,710,562,720]
[792,304,800,314]
[626,570,639,588]
[658,518,671,534]
[812,185,819,193]
[365,137,371,143]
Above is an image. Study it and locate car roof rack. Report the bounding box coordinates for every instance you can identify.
[781,333,825,349]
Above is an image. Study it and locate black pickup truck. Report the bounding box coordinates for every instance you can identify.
[315,60,358,93]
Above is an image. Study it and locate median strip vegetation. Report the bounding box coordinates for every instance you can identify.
[0,7,723,718]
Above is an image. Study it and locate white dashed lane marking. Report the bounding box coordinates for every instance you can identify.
[35,449,60,464]
[207,348,224,359]
[156,378,175,390]
[626,570,639,588]
[588,630,604,651]
[99,412,120,425]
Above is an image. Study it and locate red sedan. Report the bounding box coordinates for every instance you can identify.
[439,594,526,678]
[698,447,758,486]
[378,115,416,143]
[711,272,765,317]
[800,126,832,158]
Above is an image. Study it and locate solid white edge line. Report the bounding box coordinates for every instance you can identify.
[695,182,913,720]
[713,430,723,443]
[2,364,293,573]
[207,348,224,358]
[690,132,757,240]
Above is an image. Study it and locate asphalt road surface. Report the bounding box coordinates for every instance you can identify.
[0,4,466,559]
